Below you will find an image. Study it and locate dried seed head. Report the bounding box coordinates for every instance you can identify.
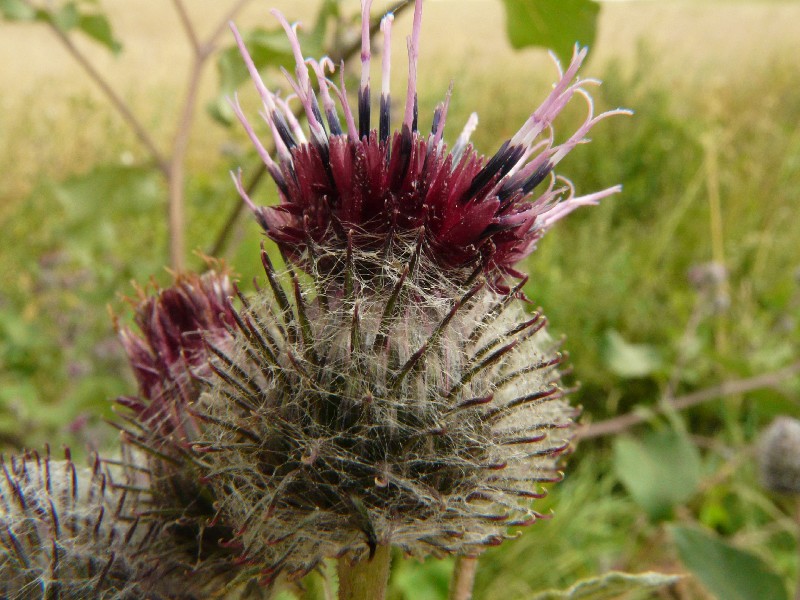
[759,416,800,495]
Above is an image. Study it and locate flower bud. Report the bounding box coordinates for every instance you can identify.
[0,447,220,597]
[759,416,800,495]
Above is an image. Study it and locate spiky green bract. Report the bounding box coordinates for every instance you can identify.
[192,249,575,581]
[0,447,237,599]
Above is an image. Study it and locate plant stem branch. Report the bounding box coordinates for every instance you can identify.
[337,545,392,600]
[206,0,253,54]
[167,55,204,271]
[449,555,479,600]
[171,0,201,55]
[579,361,800,440]
[39,14,168,174]
[167,0,252,270]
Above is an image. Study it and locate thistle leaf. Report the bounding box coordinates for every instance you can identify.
[613,428,702,521]
[0,0,35,21]
[671,526,788,600]
[500,0,600,64]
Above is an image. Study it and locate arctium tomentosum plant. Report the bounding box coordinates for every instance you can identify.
[1,0,628,597]
[201,0,628,583]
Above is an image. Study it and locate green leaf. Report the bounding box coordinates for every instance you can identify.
[208,28,294,126]
[52,2,79,31]
[602,329,663,379]
[613,428,702,520]
[0,0,35,20]
[77,13,122,54]
[672,526,787,600]
[500,0,600,63]
[531,571,682,600]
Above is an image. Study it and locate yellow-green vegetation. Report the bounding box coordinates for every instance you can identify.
[1,2,799,598]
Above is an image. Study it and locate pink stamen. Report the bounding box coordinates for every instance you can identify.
[308,58,338,124]
[403,0,424,130]
[528,177,560,212]
[228,94,280,170]
[279,66,326,142]
[511,45,589,147]
[257,108,293,164]
[272,11,326,140]
[520,147,556,182]
[380,13,394,99]
[538,45,588,116]
[229,23,270,107]
[452,112,479,164]
[271,11,310,97]
[230,168,259,214]
[360,0,374,93]
[506,143,539,179]
[229,22,294,163]
[432,82,454,148]
[335,66,358,140]
[274,94,307,144]
[549,92,632,166]
[428,81,453,148]
[229,23,282,118]
[539,185,622,229]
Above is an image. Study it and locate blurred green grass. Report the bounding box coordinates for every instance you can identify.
[1,2,799,598]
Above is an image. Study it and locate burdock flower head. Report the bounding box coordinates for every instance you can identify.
[230,0,627,288]
[116,271,237,445]
[166,0,629,582]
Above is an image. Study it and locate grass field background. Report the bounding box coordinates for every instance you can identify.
[1,1,799,598]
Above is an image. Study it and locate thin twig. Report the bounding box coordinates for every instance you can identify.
[206,0,414,258]
[167,0,254,270]
[206,0,253,54]
[579,361,800,440]
[171,0,201,55]
[167,57,204,271]
[34,6,168,174]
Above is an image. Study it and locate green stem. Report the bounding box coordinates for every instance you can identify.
[337,545,392,600]
[794,497,800,600]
